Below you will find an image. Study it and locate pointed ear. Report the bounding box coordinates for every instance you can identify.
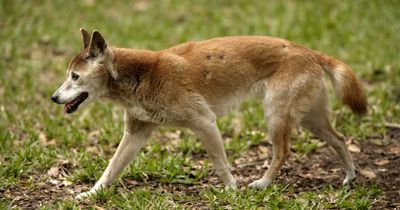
[89,30,107,56]
[80,28,90,49]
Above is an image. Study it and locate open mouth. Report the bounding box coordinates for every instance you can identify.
[64,92,88,114]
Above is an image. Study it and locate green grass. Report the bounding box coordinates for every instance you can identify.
[37,185,381,209]
[1,0,399,209]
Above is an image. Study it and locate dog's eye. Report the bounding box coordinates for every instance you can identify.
[85,52,96,60]
[71,72,80,81]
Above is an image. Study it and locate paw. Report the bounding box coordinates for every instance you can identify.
[343,171,356,185]
[224,179,238,190]
[75,186,103,200]
[75,191,95,200]
[248,178,271,188]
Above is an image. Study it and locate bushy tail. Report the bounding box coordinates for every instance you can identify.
[317,53,368,115]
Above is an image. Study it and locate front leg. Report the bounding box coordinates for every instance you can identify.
[76,114,156,199]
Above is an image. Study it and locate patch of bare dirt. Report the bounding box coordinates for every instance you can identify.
[2,128,399,209]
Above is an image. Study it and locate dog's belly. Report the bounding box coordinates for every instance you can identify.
[209,95,243,117]
[208,81,266,117]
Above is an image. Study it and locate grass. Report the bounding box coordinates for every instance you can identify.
[1,0,399,209]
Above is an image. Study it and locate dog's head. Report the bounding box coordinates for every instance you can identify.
[51,28,114,114]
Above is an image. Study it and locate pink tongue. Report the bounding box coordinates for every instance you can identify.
[64,98,78,113]
[63,104,70,114]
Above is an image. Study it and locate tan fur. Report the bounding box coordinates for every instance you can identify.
[52,29,367,199]
[316,53,368,115]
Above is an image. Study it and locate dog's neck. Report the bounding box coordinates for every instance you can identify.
[112,48,159,75]
[106,48,160,104]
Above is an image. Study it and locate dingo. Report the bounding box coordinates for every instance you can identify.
[51,28,367,199]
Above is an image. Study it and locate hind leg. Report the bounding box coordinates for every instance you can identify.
[301,91,356,184]
[248,61,328,188]
[248,84,295,188]
[248,75,317,188]
[248,114,292,188]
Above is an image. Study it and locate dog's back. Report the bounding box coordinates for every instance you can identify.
[158,36,366,118]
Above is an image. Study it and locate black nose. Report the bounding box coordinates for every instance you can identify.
[51,95,58,103]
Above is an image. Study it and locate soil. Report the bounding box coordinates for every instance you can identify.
[2,128,399,209]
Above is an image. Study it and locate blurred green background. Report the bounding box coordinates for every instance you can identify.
[1,0,399,209]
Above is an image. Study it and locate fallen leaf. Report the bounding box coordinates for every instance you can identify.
[3,190,11,199]
[369,139,383,146]
[384,122,400,129]
[47,139,56,145]
[164,130,181,139]
[387,146,400,155]
[88,130,100,139]
[328,168,339,173]
[377,168,388,172]
[236,162,258,168]
[234,157,247,165]
[359,169,376,179]
[262,159,269,168]
[39,132,47,142]
[14,196,22,201]
[39,131,56,146]
[67,189,76,194]
[57,156,72,165]
[95,205,106,210]
[49,179,60,185]
[62,180,73,186]
[37,181,47,187]
[258,145,270,154]
[47,166,59,177]
[374,159,390,166]
[348,144,361,153]
[87,146,99,154]
[258,153,269,160]
[298,173,313,178]
[124,179,138,185]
